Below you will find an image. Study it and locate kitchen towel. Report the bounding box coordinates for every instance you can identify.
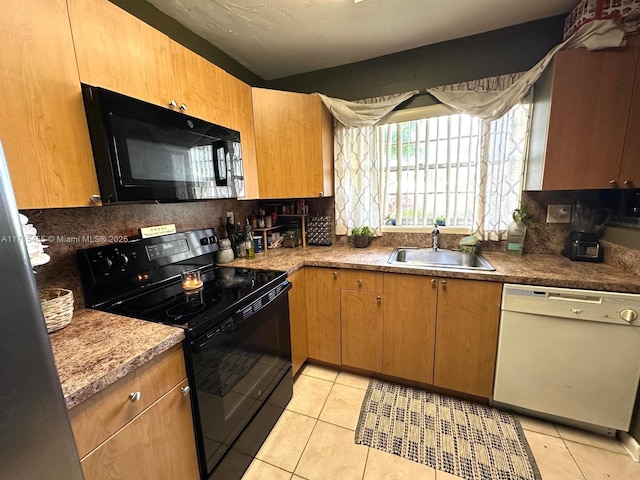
[355,378,541,480]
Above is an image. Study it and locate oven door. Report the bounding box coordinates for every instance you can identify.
[187,282,292,476]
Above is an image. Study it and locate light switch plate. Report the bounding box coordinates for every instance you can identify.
[546,204,572,223]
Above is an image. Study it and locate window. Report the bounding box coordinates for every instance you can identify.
[379,113,482,228]
[378,99,531,238]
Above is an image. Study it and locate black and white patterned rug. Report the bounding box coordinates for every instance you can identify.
[355,379,541,480]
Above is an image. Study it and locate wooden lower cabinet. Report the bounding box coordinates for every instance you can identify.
[305,267,341,364]
[383,273,437,384]
[80,379,199,480]
[69,345,199,479]
[288,269,308,375]
[433,278,502,397]
[341,289,383,372]
[300,267,502,398]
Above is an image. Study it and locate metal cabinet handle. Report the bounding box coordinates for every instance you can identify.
[430,278,436,285]
[376,295,381,304]
[180,103,187,111]
[609,179,617,186]
[89,194,101,203]
[318,192,324,197]
[358,279,363,286]
[168,100,177,108]
[333,271,338,279]
[180,386,191,396]
[129,391,141,403]
[441,280,447,286]
[624,180,633,186]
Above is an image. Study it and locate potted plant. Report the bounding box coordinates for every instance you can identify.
[435,215,446,226]
[351,226,374,248]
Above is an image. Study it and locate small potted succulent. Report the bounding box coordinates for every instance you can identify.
[351,226,374,248]
[435,215,446,226]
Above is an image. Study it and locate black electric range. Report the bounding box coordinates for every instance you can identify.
[77,229,293,480]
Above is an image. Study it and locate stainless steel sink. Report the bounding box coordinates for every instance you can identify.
[388,247,495,271]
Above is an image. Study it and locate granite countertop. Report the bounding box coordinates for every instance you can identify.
[49,309,184,410]
[228,245,640,293]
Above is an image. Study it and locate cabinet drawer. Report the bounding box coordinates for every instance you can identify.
[70,344,186,458]
[341,270,383,293]
[80,379,199,480]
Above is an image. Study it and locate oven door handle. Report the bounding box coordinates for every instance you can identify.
[192,280,292,352]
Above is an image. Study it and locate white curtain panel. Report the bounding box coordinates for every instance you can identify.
[331,94,416,236]
[334,122,383,236]
[472,90,534,241]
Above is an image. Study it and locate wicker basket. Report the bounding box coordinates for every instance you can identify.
[39,288,73,333]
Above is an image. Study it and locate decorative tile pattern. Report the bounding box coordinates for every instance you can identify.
[355,379,541,480]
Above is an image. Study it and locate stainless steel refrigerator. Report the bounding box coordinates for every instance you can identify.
[0,142,84,479]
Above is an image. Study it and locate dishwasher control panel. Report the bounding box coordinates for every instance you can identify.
[502,284,640,326]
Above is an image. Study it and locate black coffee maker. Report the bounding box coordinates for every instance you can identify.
[562,202,608,262]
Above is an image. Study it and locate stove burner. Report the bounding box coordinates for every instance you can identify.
[166,299,206,320]
[124,293,178,315]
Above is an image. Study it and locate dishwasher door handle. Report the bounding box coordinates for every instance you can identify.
[549,293,603,304]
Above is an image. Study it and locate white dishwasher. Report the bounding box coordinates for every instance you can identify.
[492,284,640,434]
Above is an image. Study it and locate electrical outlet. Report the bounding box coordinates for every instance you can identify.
[226,211,234,224]
[546,204,572,223]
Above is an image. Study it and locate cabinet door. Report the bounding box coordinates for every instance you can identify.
[222,72,259,199]
[341,289,383,372]
[433,279,502,398]
[80,379,199,480]
[542,38,638,190]
[0,0,99,209]
[169,41,225,126]
[383,273,437,384]
[252,88,333,199]
[68,0,177,110]
[620,36,640,188]
[288,269,308,375]
[305,267,341,365]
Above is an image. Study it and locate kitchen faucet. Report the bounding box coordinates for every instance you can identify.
[432,223,440,251]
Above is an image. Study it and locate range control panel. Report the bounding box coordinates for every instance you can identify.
[78,229,219,286]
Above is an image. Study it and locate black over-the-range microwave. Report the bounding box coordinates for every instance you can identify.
[81,84,244,203]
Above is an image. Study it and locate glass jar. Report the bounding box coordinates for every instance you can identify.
[216,239,235,264]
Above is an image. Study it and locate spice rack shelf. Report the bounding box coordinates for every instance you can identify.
[252,225,282,250]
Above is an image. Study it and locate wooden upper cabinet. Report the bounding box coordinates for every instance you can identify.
[252,88,334,199]
[68,0,176,109]
[433,279,502,398]
[169,41,224,125]
[620,37,640,188]
[222,72,259,199]
[0,0,99,209]
[68,0,259,198]
[541,36,640,190]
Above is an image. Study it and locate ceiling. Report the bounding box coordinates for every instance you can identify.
[146,0,579,80]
